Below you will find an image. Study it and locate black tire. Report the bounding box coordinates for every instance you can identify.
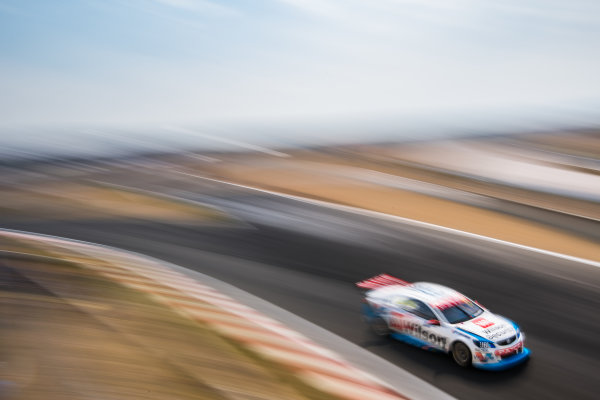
[452,342,472,367]
[369,316,391,336]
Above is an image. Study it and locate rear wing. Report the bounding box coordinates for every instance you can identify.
[355,273,409,291]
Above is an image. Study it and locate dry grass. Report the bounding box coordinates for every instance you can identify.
[0,182,227,223]
[0,236,341,400]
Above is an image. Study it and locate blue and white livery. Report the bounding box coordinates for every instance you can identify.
[358,274,530,370]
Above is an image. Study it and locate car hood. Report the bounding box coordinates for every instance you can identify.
[455,312,517,341]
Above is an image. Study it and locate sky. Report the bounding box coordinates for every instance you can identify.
[1,0,600,146]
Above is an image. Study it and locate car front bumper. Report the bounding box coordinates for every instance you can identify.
[473,347,530,371]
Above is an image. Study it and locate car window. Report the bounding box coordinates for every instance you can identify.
[396,297,436,320]
[391,296,414,309]
[440,301,484,324]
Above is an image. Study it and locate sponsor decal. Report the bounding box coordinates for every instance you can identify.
[472,317,494,328]
[482,324,506,334]
[477,341,492,349]
[475,351,495,362]
[495,341,523,357]
[389,313,447,348]
[486,328,513,340]
[453,329,471,339]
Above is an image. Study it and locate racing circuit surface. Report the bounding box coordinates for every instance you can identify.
[3,178,600,400]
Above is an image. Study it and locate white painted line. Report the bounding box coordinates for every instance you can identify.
[0,250,73,263]
[175,171,600,268]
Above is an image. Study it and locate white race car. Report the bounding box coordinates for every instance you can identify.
[357,274,530,370]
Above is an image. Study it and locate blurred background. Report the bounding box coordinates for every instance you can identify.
[1,1,599,400]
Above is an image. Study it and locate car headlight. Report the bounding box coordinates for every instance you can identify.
[473,340,495,349]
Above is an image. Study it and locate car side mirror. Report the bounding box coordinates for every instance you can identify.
[426,319,440,326]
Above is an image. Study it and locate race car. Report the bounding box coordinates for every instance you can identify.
[357,274,530,370]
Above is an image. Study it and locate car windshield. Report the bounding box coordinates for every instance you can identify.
[441,301,483,324]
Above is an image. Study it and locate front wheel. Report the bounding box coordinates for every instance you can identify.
[452,342,472,367]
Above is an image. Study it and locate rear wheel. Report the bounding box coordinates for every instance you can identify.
[452,342,472,367]
[369,316,391,336]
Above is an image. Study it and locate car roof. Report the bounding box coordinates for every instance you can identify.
[367,282,468,306]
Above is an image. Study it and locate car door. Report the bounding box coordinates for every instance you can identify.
[399,297,450,351]
[384,295,418,335]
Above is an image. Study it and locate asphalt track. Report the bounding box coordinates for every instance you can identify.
[3,181,600,400]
